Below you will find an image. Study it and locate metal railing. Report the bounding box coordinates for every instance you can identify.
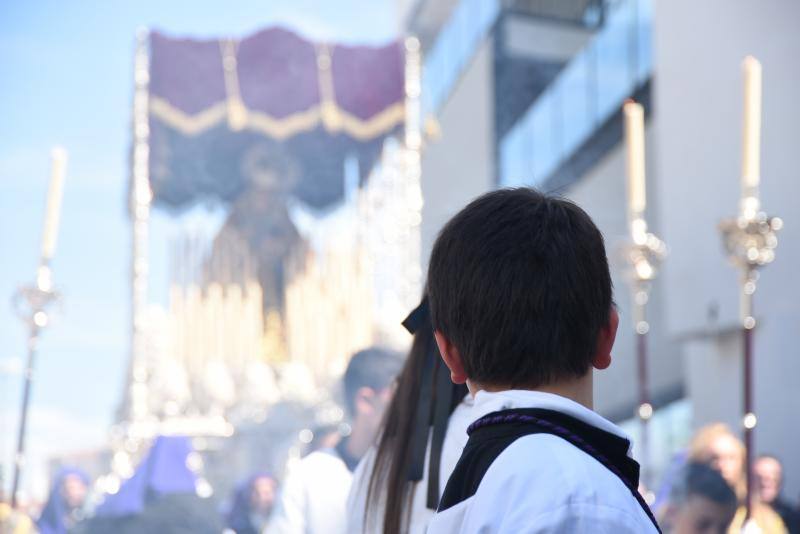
[422,0,501,116]
[500,0,653,187]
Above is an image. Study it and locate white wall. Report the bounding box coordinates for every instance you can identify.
[420,39,495,270]
[654,0,800,498]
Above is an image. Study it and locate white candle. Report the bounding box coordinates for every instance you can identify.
[41,147,68,260]
[741,56,762,198]
[624,101,647,221]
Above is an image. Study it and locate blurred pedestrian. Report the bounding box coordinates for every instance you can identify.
[660,461,737,534]
[265,347,403,534]
[346,297,471,534]
[754,455,800,534]
[688,424,787,533]
[224,472,277,534]
[36,467,89,534]
[79,436,223,534]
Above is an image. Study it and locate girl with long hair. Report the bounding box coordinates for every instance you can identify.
[346,297,471,534]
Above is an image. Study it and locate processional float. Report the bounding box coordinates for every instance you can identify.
[120,25,423,462]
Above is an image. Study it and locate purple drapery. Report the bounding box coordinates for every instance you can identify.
[95,436,198,517]
[144,27,405,211]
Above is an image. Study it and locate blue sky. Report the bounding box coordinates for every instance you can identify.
[0,0,398,498]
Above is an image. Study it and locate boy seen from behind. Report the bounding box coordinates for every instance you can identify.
[426,188,660,533]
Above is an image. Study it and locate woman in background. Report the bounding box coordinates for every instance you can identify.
[688,423,787,533]
[346,297,472,534]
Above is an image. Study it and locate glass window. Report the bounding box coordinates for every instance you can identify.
[421,0,501,115]
[462,0,479,59]
[594,0,635,123]
[500,124,529,188]
[450,2,467,73]
[530,89,556,185]
[439,32,456,103]
[479,0,501,37]
[557,52,592,157]
[498,0,653,186]
[636,0,654,84]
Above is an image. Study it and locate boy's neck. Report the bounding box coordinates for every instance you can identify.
[469,373,594,410]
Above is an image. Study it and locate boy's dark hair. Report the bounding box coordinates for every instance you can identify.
[427,188,612,388]
[343,347,403,414]
[670,462,737,506]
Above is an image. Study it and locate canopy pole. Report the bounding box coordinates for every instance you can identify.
[403,36,423,309]
[126,28,153,437]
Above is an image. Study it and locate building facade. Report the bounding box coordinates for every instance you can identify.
[406,0,800,495]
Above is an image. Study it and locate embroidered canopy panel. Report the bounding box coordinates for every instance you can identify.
[145,27,405,210]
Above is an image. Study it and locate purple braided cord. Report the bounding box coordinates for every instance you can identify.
[467,412,661,532]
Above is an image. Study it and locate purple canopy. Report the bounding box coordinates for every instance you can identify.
[143,27,405,210]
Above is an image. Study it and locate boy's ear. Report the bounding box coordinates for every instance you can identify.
[433,330,468,384]
[592,306,619,370]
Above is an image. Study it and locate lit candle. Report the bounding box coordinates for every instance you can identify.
[741,56,762,200]
[41,147,68,260]
[624,101,647,229]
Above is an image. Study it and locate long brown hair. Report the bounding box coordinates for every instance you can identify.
[364,310,465,534]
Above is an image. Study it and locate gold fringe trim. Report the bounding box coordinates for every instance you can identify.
[246,106,322,141]
[149,96,404,141]
[336,103,405,141]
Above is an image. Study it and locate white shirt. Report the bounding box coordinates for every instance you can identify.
[345,396,474,534]
[264,448,352,534]
[427,390,658,534]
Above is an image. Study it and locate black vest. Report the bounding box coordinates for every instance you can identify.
[438,408,661,532]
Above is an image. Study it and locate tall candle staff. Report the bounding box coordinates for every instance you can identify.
[623,101,667,495]
[718,56,781,520]
[10,147,68,507]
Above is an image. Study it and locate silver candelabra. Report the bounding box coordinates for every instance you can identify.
[624,219,667,496]
[9,264,61,507]
[718,205,781,519]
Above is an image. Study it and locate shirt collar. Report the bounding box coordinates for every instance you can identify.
[470,389,634,455]
[334,438,361,472]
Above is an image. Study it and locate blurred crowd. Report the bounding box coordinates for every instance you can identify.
[655,424,799,533]
[1,355,798,534]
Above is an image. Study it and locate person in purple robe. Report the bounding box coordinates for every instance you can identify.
[224,472,278,534]
[36,467,90,534]
[79,436,222,534]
